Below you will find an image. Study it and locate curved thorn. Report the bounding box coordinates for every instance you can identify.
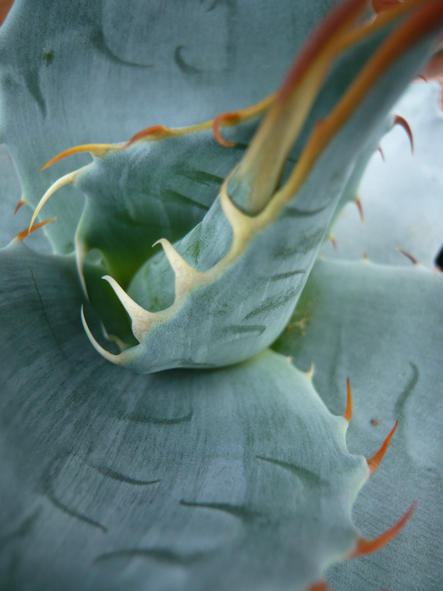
[152,238,197,274]
[16,217,56,241]
[354,196,364,223]
[14,198,26,214]
[377,145,386,161]
[75,236,89,297]
[329,236,337,249]
[367,420,398,475]
[396,247,418,265]
[102,275,158,342]
[153,238,202,298]
[212,112,239,148]
[416,73,428,82]
[349,501,417,558]
[125,125,175,148]
[344,377,353,422]
[80,306,125,364]
[393,114,414,155]
[41,144,117,170]
[28,166,89,233]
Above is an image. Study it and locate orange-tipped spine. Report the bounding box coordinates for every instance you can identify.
[16,217,56,241]
[344,377,353,422]
[397,247,419,264]
[354,197,365,223]
[349,501,417,558]
[367,420,398,475]
[14,199,26,214]
[393,114,414,154]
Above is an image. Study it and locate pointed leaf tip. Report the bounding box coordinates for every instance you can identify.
[344,377,353,422]
[367,420,398,475]
[349,501,417,558]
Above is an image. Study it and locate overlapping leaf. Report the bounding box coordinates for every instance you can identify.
[0,0,336,253]
[0,241,369,591]
[0,2,442,591]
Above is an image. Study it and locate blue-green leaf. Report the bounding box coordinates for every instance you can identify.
[274,258,443,591]
[0,242,371,591]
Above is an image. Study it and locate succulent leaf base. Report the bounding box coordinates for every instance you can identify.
[0,1,442,590]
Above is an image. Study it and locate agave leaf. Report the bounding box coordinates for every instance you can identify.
[0,2,442,591]
[81,8,439,372]
[0,0,336,254]
[26,3,402,300]
[0,241,371,591]
[274,258,443,591]
[71,127,254,287]
[325,80,443,267]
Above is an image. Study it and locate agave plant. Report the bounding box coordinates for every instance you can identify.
[0,0,442,590]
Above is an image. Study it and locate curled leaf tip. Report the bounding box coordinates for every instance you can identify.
[354,196,365,223]
[397,247,419,264]
[377,145,386,161]
[349,501,417,558]
[367,420,398,475]
[212,94,274,149]
[14,198,26,214]
[16,217,56,241]
[393,114,414,155]
[344,377,353,423]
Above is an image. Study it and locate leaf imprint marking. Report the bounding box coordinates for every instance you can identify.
[180,500,262,524]
[256,456,327,487]
[88,464,160,486]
